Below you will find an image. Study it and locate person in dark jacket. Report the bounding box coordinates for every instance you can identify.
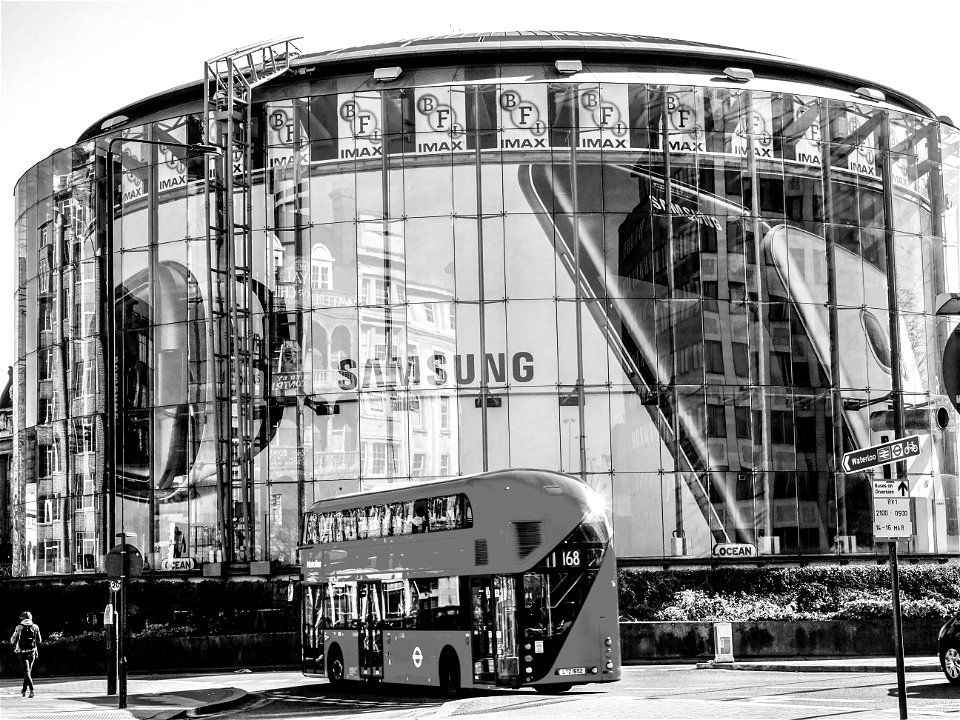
[10,610,42,697]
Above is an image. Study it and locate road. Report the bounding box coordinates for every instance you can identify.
[207,666,960,719]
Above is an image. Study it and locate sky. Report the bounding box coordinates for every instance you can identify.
[2,0,959,370]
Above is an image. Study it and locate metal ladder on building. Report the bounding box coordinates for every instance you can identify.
[202,37,301,563]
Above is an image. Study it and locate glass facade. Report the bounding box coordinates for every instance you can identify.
[10,58,960,575]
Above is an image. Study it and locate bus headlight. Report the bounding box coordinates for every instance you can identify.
[604,637,612,646]
[606,661,613,669]
[590,666,599,674]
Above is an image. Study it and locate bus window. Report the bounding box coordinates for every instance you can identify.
[522,571,594,639]
[342,508,359,541]
[381,580,408,627]
[390,501,413,535]
[411,576,465,629]
[328,581,358,627]
[412,499,429,533]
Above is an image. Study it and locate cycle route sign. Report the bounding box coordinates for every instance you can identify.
[841,435,921,473]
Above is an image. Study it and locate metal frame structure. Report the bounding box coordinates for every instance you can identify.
[202,37,302,564]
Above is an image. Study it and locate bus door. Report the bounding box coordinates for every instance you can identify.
[470,576,519,685]
[358,580,383,679]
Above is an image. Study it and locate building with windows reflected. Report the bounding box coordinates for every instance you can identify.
[7,32,960,580]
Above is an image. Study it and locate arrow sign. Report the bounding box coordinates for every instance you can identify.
[897,481,909,497]
[842,435,922,473]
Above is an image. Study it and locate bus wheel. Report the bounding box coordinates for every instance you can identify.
[439,647,461,698]
[327,645,345,688]
[534,683,573,694]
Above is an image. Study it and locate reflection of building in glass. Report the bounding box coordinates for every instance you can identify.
[7,32,960,579]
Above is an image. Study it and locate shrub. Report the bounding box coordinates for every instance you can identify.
[619,565,960,622]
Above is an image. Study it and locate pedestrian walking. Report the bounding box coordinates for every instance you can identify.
[10,610,42,697]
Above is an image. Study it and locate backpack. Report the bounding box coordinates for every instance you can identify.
[18,624,37,653]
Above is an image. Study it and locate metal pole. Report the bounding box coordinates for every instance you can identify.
[117,534,128,709]
[105,140,119,557]
[880,110,908,720]
[745,91,773,545]
[661,91,684,540]
[107,589,117,695]
[567,86,587,480]
[473,86,489,471]
[889,541,908,719]
[818,102,849,537]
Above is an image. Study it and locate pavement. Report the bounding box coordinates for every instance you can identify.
[0,669,303,720]
[696,655,943,673]
[0,658,946,719]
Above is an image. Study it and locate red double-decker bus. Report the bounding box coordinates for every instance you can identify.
[300,469,620,695]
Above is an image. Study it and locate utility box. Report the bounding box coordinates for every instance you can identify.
[713,622,734,663]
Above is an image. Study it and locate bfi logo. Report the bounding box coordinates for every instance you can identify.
[499,86,548,149]
[579,87,629,149]
[415,92,466,153]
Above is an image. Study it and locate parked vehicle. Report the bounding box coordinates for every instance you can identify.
[940,612,960,685]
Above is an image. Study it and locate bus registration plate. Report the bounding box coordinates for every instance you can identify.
[556,667,586,676]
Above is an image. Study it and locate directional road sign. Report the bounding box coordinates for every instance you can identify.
[842,435,921,473]
[872,478,913,498]
[874,497,913,539]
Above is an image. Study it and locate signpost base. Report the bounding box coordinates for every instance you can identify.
[889,541,908,720]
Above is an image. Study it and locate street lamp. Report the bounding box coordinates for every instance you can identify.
[103,137,221,548]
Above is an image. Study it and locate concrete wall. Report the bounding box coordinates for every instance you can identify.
[619,619,947,661]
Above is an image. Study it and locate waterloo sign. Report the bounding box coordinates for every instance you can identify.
[841,436,921,473]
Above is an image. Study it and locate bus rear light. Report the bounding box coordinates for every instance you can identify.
[524,643,531,650]
[526,666,533,673]
[524,655,533,662]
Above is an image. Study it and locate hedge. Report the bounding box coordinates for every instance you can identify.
[0,576,299,642]
[617,565,960,621]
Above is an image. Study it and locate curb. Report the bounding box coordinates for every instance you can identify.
[174,688,250,718]
[696,661,942,673]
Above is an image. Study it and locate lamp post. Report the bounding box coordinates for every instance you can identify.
[102,136,221,697]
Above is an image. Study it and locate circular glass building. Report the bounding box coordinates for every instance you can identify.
[10,31,960,576]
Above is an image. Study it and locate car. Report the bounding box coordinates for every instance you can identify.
[939,612,960,685]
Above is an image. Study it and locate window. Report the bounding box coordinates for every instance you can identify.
[440,454,450,476]
[732,342,749,378]
[302,494,472,545]
[40,348,54,381]
[75,531,96,571]
[39,494,62,524]
[440,396,450,432]
[412,453,426,477]
[735,406,751,439]
[707,404,727,438]
[370,442,387,475]
[771,410,795,444]
[40,541,61,574]
[38,442,61,478]
[410,576,465,630]
[423,304,436,323]
[704,341,724,374]
[449,304,457,330]
[74,473,95,510]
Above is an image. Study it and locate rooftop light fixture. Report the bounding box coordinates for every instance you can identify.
[937,115,955,126]
[854,86,886,102]
[722,67,754,83]
[373,66,402,82]
[554,59,582,75]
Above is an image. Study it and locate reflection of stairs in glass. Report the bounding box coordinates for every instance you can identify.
[202,38,302,563]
